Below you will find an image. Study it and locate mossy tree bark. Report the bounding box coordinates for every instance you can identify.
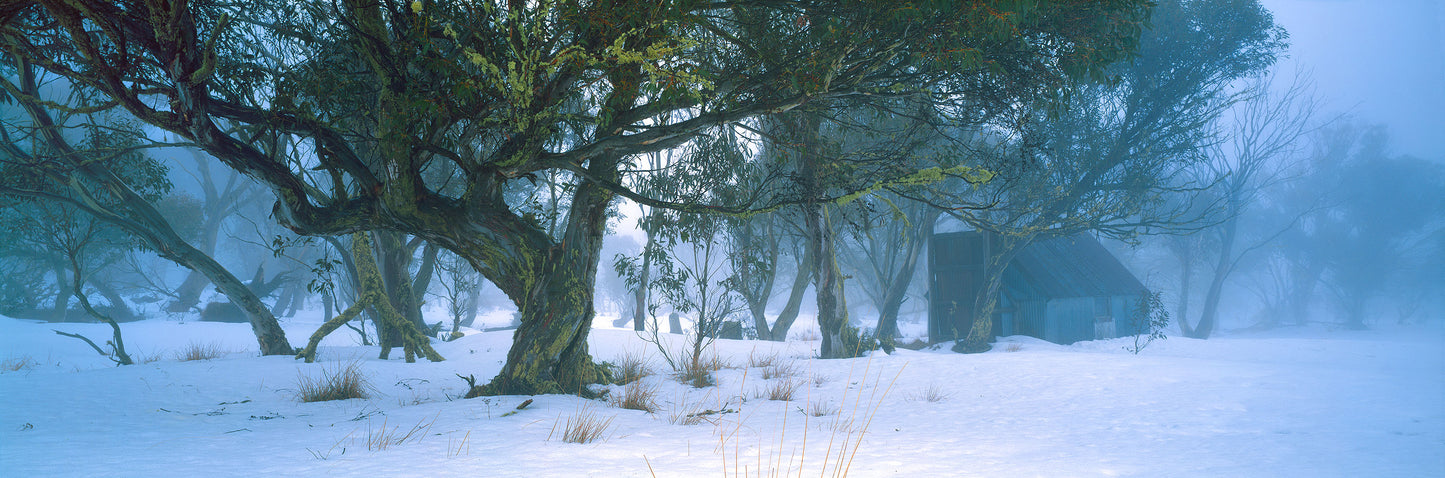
[371,230,429,351]
[956,234,1027,354]
[466,65,641,397]
[298,232,442,363]
[787,111,860,359]
[806,205,861,358]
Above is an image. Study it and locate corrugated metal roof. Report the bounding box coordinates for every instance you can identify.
[1007,234,1145,298]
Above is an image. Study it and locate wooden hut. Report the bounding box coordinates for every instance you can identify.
[929,232,1147,345]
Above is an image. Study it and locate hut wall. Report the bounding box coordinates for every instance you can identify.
[1112,293,1147,337]
[1016,300,1046,339]
[1045,297,1097,344]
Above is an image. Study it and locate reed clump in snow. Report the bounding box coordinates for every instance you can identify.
[177,341,227,362]
[2,355,37,372]
[906,382,951,403]
[609,380,661,413]
[611,349,653,385]
[715,358,905,478]
[549,404,615,444]
[296,360,372,402]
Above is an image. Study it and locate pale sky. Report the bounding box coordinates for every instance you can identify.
[1260,0,1445,161]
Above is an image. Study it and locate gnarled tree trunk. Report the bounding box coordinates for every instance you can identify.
[768,245,814,341]
[875,210,937,346]
[957,233,1027,353]
[466,66,641,396]
[807,205,856,358]
[468,160,616,396]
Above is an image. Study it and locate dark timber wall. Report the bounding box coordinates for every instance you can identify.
[929,232,1148,345]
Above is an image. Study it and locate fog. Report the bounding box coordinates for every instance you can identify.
[1263,0,1445,162]
[1,0,1440,344]
[3,2,1444,476]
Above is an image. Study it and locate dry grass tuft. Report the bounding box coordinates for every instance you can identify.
[1,355,37,373]
[762,378,803,401]
[700,352,734,371]
[612,349,652,385]
[719,357,907,477]
[676,365,714,388]
[366,414,437,451]
[178,341,227,361]
[134,350,164,364]
[549,404,615,444]
[675,356,719,388]
[747,350,780,369]
[447,430,472,458]
[811,374,832,388]
[666,395,710,426]
[664,391,730,426]
[907,382,951,403]
[1005,342,1023,352]
[609,380,660,413]
[759,360,799,380]
[297,361,372,403]
[804,399,837,417]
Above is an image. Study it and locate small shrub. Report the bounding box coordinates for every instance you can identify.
[297,361,372,402]
[609,380,660,413]
[762,379,802,401]
[1,355,37,373]
[907,383,951,403]
[178,341,226,361]
[549,405,615,444]
[836,326,879,358]
[792,328,821,342]
[611,349,652,385]
[1125,290,1170,354]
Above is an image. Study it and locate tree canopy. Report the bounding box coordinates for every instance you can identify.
[1,0,1154,393]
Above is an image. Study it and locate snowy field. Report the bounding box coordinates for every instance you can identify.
[1,312,1442,477]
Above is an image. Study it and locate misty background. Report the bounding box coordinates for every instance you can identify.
[0,0,1441,346]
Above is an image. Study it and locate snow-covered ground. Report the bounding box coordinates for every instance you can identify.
[1,311,1441,477]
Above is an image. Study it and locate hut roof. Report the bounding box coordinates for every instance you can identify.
[1008,234,1145,298]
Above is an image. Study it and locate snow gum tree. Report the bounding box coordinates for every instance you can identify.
[1,0,1151,393]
